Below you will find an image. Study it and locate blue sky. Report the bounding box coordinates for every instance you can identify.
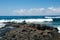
[0,0,60,16]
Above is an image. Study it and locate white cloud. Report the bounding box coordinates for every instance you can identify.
[47,7,60,13]
[13,8,45,13]
[13,7,60,15]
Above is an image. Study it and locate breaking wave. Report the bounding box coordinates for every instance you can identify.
[45,16,60,18]
[0,19,53,28]
[0,19,53,23]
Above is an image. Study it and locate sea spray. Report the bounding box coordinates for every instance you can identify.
[57,27,60,33]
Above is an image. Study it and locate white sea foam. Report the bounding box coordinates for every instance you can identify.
[0,19,53,23]
[45,16,60,18]
[0,23,6,28]
[0,19,53,28]
[57,27,60,33]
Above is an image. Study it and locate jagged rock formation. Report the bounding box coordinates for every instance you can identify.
[0,21,58,40]
[0,28,53,40]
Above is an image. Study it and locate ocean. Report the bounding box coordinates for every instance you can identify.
[0,16,60,33]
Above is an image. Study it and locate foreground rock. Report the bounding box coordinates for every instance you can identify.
[0,21,59,40]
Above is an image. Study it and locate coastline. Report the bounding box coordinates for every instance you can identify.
[0,21,59,40]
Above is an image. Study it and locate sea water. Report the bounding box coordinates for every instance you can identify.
[0,16,60,33]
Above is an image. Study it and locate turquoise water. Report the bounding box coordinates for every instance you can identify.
[0,16,60,26]
[0,16,60,32]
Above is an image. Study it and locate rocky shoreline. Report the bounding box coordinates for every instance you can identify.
[0,21,59,40]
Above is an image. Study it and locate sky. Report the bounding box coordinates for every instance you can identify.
[0,0,60,16]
